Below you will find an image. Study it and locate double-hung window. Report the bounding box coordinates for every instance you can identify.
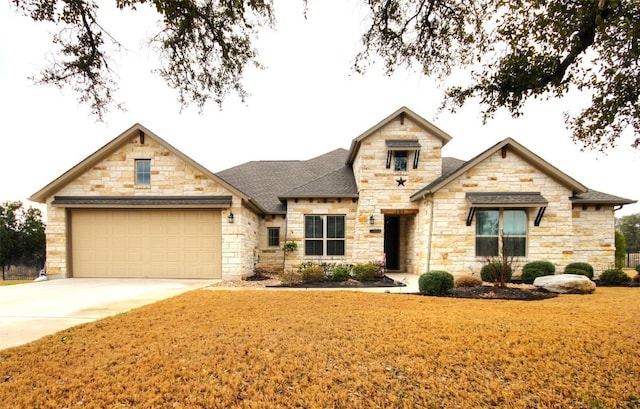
[476,209,527,257]
[135,159,151,185]
[304,215,345,256]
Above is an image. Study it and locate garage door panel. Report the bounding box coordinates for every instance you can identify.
[71,209,221,278]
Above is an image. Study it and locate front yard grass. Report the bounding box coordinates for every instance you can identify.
[1,288,639,408]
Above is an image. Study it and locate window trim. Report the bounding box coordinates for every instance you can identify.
[135,159,151,186]
[475,208,527,257]
[267,227,280,247]
[304,214,346,257]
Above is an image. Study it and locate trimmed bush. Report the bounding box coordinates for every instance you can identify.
[480,262,513,283]
[419,271,454,296]
[522,260,555,275]
[521,261,555,284]
[454,275,482,288]
[352,263,378,281]
[331,265,351,282]
[599,269,631,286]
[564,262,594,279]
[301,266,325,283]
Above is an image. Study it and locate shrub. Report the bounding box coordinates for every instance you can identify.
[480,262,513,283]
[352,263,378,281]
[300,265,325,283]
[331,265,351,282]
[564,262,594,279]
[280,271,302,285]
[521,261,555,284]
[599,269,631,286]
[454,275,482,288]
[522,260,555,275]
[419,271,454,295]
[636,264,640,274]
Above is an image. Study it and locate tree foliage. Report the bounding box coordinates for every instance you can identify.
[356,0,640,150]
[616,213,640,251]
[12,0,274,119]
[11,0,640,150]
[0,201,46,270]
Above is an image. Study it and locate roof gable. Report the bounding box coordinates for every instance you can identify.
[411,138,588,200]
[346,106,452,166]
[29,124,253,207]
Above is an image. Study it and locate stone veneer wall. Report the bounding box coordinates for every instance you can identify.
[221,203,260,280]
[350,116,444,272]
[44,136,241,279]
[256,215,288,273]
[283,199,358,274]
[571,205,616,275]
[426,148,577,276]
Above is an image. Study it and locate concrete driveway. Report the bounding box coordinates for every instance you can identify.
[0,277,215,350]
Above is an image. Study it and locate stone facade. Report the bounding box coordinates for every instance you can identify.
[427,148,576,275]
[42,134,248,280]
[34,108,629,280]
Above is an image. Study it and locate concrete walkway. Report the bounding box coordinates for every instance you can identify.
[0,277,215,350]
[0,274,419,351]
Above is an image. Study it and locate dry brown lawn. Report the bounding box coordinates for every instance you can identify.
[1,288,639,408]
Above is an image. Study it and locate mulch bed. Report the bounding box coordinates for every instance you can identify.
[267,275,405,289]
[451,285,558,300]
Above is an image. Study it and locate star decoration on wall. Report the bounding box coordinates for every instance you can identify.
[396,177,406,186]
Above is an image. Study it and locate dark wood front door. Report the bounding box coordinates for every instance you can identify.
[384,216,400,270]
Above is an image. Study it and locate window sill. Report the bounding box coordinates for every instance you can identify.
[135,184,151,189]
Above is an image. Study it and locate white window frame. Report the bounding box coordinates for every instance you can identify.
[135,159,151,186]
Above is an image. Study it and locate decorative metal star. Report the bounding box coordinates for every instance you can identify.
[396,177,406,186]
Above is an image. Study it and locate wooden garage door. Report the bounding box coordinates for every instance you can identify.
[71,209,221,278]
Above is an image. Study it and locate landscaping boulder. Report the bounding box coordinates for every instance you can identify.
[533,274,596,294]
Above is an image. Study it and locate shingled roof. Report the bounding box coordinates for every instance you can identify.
[571,190,636,205]
[216,149,351,214]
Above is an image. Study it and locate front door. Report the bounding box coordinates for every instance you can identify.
[384,216,400,270]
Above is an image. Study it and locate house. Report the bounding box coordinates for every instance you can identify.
[30,107,636,279]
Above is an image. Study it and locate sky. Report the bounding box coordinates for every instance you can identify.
[1,1,639,218]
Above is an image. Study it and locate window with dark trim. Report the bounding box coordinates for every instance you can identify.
[394,151,408,171]
[135,159,151,185]
[476,209,527,257]
[268,227,280,247]
[304,215,345,256]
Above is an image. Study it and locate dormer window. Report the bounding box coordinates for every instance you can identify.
[394,151,408,171]
[385,139,421,170]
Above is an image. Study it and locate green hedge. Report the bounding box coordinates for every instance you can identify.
[352,263,378,281]
[599,269,630,286]
[331,265,351,282]
[419,271,454,296]
[564,262,594,279]
[521,261,555,284]
[480,262,513,283]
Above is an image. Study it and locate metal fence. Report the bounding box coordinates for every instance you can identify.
[626,251,640,269]
[2,264,41,280]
